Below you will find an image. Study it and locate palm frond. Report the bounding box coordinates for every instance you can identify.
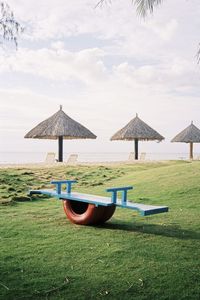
[95,0,112,9]
[96,0,163,16]
[196,43,200,64]
[133,0,163,17]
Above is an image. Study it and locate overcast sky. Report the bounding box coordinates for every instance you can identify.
[1,0,200,155]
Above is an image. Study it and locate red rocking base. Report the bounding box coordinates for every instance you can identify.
[62,200,116,225]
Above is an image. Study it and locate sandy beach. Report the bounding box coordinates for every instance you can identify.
[0,159,166,169]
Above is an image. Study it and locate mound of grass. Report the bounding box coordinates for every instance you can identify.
[0,161,199,300]
[0,165,129,205]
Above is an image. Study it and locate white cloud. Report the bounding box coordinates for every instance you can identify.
[0,41,199,94]
[144,19,178,41]
[51,41,65,50]
[0,47,106,84]
[113,57,200,94]
[6,1,183,44]
[5,0,200,66]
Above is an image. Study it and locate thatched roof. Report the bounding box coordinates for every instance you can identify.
[171,122,200,143]
[24,106,96,140]
[111,114,164,141]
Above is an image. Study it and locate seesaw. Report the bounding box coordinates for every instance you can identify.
[29,180,168,225]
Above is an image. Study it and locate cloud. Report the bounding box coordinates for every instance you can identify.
[8,0,102,40]
[113,57,200,94]
[7,1,179,43]
[0,43,199,99]
[51,41,65,50]
[0,47,106,84]
[144,19,178,41]
[6,0,200,64]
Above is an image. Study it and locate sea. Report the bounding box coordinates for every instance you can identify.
[0,152,197,164]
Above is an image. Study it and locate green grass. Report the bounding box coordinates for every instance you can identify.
[0,161,199,300]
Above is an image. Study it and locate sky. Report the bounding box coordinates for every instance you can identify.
[1,0,200,155]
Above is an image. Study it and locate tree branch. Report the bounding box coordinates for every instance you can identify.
[0,1,24,48]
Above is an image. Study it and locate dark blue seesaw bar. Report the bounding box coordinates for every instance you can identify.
[29,180,169,216]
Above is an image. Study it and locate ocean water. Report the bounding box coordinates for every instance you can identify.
[0,151,196,164]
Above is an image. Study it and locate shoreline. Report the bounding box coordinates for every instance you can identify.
[0,159,189,169]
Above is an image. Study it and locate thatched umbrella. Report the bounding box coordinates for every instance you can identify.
[110,114,164,160]
[171,121,200,160]
[24,105,96,162]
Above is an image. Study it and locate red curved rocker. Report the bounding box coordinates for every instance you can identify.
[29,180,168,225]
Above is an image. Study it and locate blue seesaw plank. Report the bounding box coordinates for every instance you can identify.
[29,189,168,216]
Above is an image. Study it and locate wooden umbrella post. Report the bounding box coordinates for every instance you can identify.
[134,138,139,160]
[190,142,193,160]
[58,136,63,162]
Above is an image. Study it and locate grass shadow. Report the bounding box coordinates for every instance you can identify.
[100,220,200,240]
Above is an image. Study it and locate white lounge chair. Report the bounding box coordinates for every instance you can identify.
[140,152,146,160]
[128,152,135,161]
[67,154,78,165]
[128,152,146,161]
[45,152,56,164]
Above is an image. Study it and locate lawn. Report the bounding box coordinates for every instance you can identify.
[0,161,199,300]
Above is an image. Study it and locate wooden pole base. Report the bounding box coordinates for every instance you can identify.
[135,139,139,160]
[190,142,193,160]
[58,136,63,162]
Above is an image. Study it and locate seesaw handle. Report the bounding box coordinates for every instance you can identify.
[51,180,77,194]
[106,186,133,205]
